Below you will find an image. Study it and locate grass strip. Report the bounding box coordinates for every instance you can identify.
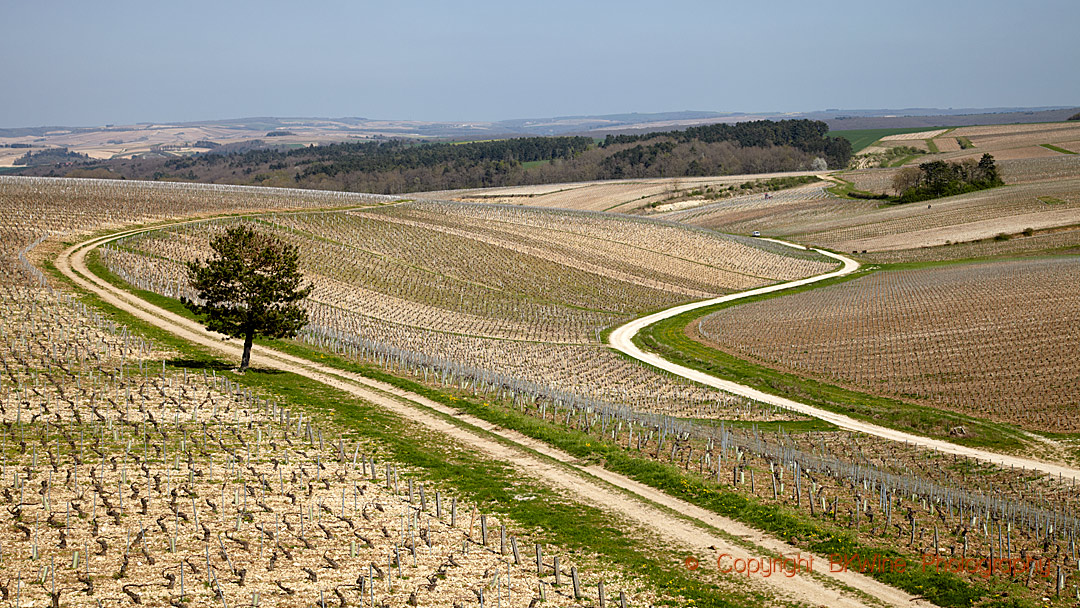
[629,268,1033,453]
[1039,144,1077,155]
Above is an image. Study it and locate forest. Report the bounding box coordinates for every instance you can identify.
[20,120,851,194]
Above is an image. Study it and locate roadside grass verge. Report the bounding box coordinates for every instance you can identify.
[628,266,1036,454]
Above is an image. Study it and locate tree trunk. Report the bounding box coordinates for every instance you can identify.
[240,331,254,372]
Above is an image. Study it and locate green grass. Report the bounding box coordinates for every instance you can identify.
[68,252,764,607]
[956,137,974,150]
[888,154,919,168]
[71,239,1044,607]
[630,266,1036,453]
[1039,143,1077,155]
[825,175,893,201]
[926,139,940,154]
[830,127,951,153]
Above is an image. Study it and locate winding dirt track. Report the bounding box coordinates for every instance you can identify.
[57,224,931,607]
[608,241,1080,481]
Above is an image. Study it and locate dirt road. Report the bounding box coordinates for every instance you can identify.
[58,226,930,608]
[607,241,1080,481]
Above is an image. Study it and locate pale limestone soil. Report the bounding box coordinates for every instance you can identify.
[57,225,933,608]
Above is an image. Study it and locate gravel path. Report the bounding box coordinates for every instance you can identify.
[607,239,1080,481]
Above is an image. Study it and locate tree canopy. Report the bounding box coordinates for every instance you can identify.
[891,153,1003,203]
[183,226,311,371]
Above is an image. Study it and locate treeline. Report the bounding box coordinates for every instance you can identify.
[22,120,847,194]
[13,147,91,166]
[891,154,1003,203]
[601,119,852,169]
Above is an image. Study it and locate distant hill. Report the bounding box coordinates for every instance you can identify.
[12,119,851,194]
[2,107,1075,170]
[817,107,1079,130]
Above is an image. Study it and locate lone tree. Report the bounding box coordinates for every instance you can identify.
[183,225,311,372]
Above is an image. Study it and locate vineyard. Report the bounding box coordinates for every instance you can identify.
[99,198,836,421]
[0,177,658,607]
[428,172,824,213]
[680,163,1080,263]
[0,283,644,607]
[3,174,1080,604]
[697,257,1080,432]
[853,123,1080,168]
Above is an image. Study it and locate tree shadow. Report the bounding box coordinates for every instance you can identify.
[167,358,231,371]
[167,357,286,376]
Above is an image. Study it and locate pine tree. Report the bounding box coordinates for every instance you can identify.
[183,226,311,371]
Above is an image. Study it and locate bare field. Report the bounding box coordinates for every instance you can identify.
[803,179,1080,252]
[425,172,824,213]
[861,227,1080,263]
[854,122,1080,167]
[879,129,948,141]
[698,257,1080,431]
[928,122,1080,162]
[929,136,961,152]
[845,155,1080,194]
[679,155,1080,261]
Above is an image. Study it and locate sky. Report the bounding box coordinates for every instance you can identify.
[3,0,1078,128]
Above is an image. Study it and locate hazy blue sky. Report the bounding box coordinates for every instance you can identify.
[3,0,1078,127]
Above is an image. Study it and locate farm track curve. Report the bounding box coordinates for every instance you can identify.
[57,221,931,608]
[608,240,1080,481]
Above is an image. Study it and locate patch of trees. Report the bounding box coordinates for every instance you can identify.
[265,130,295,137]
[601,119,852,169]
[891,154,1003,203]
[296,136,592,181]
[1069,112,1080,121]
[13,147,90,166]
